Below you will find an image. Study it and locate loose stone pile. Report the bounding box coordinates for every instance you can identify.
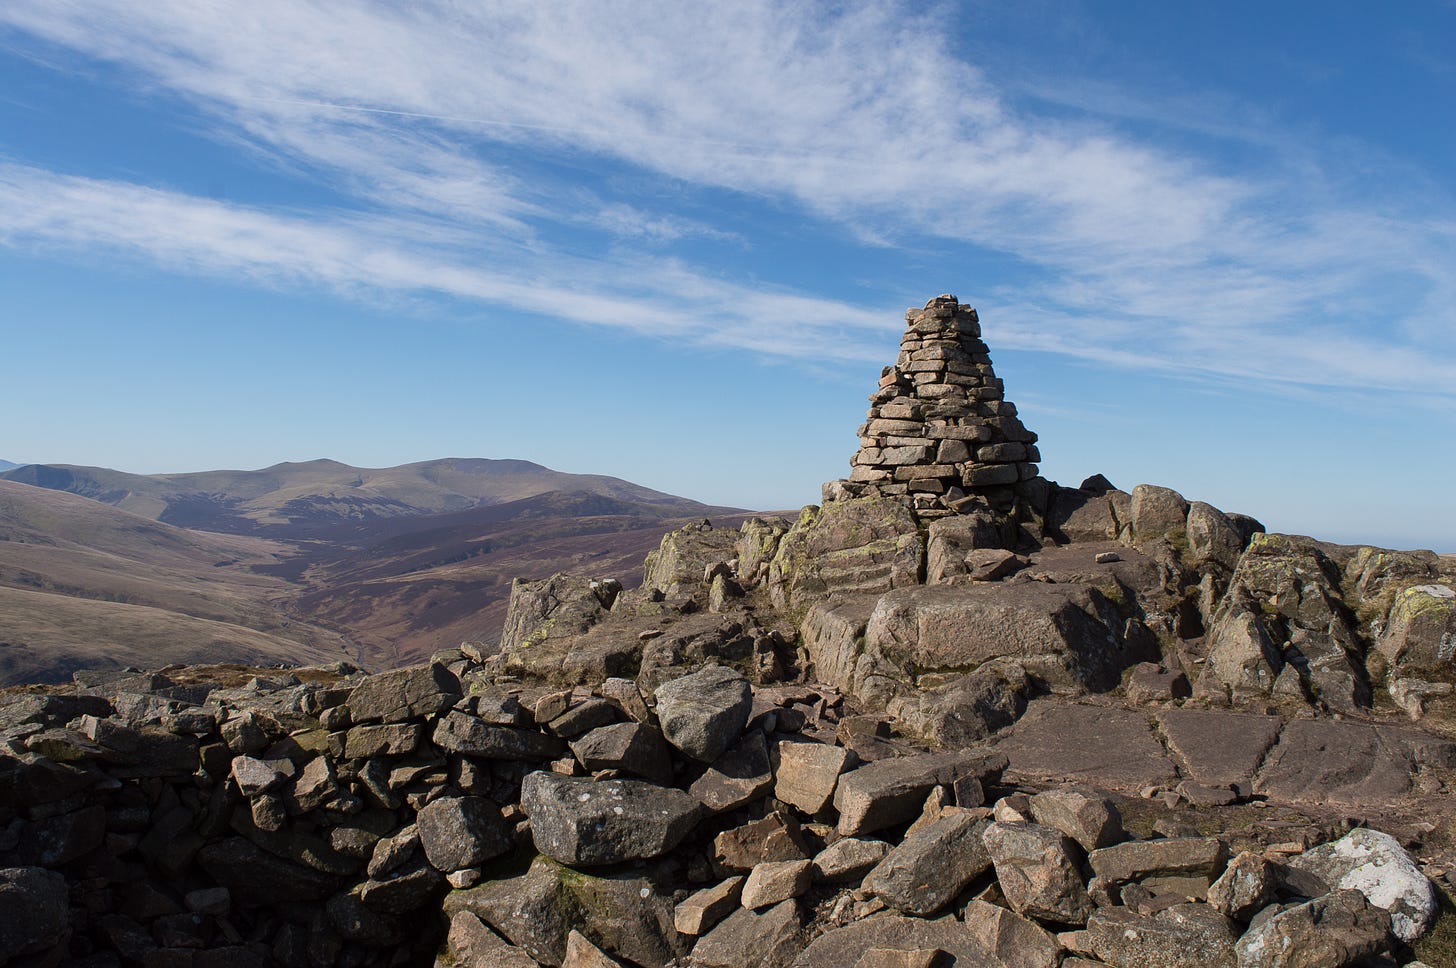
[0,654,1442,968]
[834,296,1040,518]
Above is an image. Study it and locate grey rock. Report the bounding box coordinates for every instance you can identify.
[1086,903,1237,968]
[1130,484,1190,545]
[345,663,460,724]
[772,738,852,815]
[962,898,1062,968]
[443,855,681,968]
[644,522,741,596]
[690,732,773,812]
[1284,827,1435,943]
[654,665,753,762]
[1029,788,1125,852]
[811,837,891,884]
[500,572,621,652]
[1255,719,1456,804]
[741,860,813,909]
[416,795,513,873]
[446,910,537,968]
[1088,837,1229,900]
[675,876,744,936]
[792,914,993,968]
[570,721,674,784]
[1208,851,1277,922]
[432,710,564,759]
[768,496,924,612]
[834,748,1007,836]
[0,867,69,959]
[196,837,339,904]
[692,898,801,968]
[865,811,990,915]
[521,771,701,866]
[982,821,1094,925]
[1234,890,1392,968]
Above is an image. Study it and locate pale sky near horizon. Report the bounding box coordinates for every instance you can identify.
[1,2,1453,551]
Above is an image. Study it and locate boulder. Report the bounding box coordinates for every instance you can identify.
[982,821,1094,925]
[792,915,993,968]
[675,876,744,936]
[432,711,564,760]
[1186,502,1246,572]
[570,722,675,785]
[834,748,1007,836]
[1202,605,1282,699]
[520,772,701,867]
[1233,890,1393,968]
[772,738,852,815]
[499,572,622,654]
[713,812,810,875]
[1045,485,1130,544]
[1028,788,1124,852]
[654,665,753,762]
[416,795,513,873]
[864,811,991,916]
[566,930,624,968]
[1377,583,1456,670]
[768,497,924,613]
[346,663,460,724]
[690,732,774,812]
[1088,837,1229,899]
[444,855,682,968]
[925,514,1016,583]
[887,659,1031,747]
[1085,903,1237,968]
[692,898,801,968]
[1207,851,1277,922]
[1129,484,1190,545]
[962,899,1062,968]
[0,867,69,960]
[857,581,1144,696]
[446,910,538,968]
[1283,827,1435,942]
[811,837,891,884]
[644,521,741,596]
[741,860,813,909]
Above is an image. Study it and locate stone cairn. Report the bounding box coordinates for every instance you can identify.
[831,295,1040,518]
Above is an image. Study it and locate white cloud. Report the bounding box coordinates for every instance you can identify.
[0,0,1453,398]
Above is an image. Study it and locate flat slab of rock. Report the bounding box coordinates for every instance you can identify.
[1028,788,1124,852]
[834,749,1007,836]
[1086,903,1237,968]
[1088,837,1228,899]
[741,859,812,909]
[1254,719,1456,803]
[865,811,990,916]
[521,772,701,867]
[813,837,891,884]
[690,733,773,813]
[346,664,460,724]
[792,915,992,968]
[963,899,1061,968]
[675,876,744,936]
[1155,708,1282,788]
[994,703,1177,793]
[692,898,801,968]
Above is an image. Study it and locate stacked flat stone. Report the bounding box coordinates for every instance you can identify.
[837,295,1039,516]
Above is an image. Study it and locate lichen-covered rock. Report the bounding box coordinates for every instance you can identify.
[887,658,1031,747]
[1207,851,1277,922]
[653,665,752,762]
[643,521,741,596]
[1233,890,1392,968]
[502,571,622,649]
[1377,583,1456,671]
[768,497,924,613]
[1129,484,1191,546]
[520,772,701,867]
[1283,827,1435,943]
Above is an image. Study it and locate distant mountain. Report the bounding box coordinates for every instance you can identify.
[0,460,751,680]
[0,460,22,472]
[0,457,714,536]
[0,481,348,684]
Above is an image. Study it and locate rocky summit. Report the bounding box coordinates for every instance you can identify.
[4,296,1456,968]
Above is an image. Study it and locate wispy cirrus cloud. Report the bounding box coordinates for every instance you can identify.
[0,0,1453,398]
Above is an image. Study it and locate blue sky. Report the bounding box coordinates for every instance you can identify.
[1,1,1453,550]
